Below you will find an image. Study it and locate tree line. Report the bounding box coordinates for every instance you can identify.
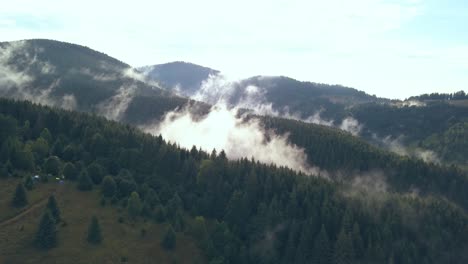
[0,98,467,263]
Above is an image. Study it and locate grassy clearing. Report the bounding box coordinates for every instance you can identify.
[0,178,204,264]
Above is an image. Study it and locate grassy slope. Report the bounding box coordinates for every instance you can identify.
[0,178,204,264]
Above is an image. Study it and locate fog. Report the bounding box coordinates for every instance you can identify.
[143,104,321,175]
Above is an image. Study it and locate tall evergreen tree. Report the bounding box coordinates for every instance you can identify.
[23,175,34,190]
[87,216,102,244]
[333,229,355,264]
[127,191,142,218]
[77,170,93,191]
[44,156,61,176]
[312,225,331,264]
[161,225,176,250]
[35,210,57,249]
[101,175,117,197]
[11,183,28,207]
[46,195,61,223]
[63,162,78,180]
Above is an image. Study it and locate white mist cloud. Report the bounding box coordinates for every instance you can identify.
[376,134,440,163]
[191,74,364,135]
[143,105,320,175]
[0,40,34,89]
[97,84,137,121]
[339,117,363,136]
[0,41,76,109]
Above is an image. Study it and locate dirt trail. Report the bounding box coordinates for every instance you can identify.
[0,186,62,227]
[0,197,49,227]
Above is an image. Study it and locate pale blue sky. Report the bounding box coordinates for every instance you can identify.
[0,0,467,99]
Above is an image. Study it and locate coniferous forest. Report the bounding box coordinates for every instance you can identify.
[0,98,467,263]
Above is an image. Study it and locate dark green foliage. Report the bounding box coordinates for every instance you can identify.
[333,229,355,264]
[0,164,9,178]
[46,195,61,223]
[161,225,176,250]
[11,183,28,207]
[77,170,93,191]
[23,175,34,190]
[154,205,166,223]
[63,162,78,180]
[87,162,105,184]
[30,137,49,162]
[40,128,53,144]
[127,191,142,218]
[10,148,35,171]
[0,98,467,264]
[0,114,17,142]
[312,225,331,264]
[35,211,57,249]
[101,175,117,198]
[87,216,102,244]
[44,156,61,176]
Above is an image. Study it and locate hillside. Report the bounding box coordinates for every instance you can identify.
[138,63,385,120]
[350,102,468,166]
[138,62,467,167]
[138,62,220,96]
[0,39,193,122]
[0,178,203,264]
[1,98,468,263]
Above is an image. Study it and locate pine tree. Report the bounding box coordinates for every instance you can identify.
[23,175,34,190]
[101,175,117,197]
[333,228,354,264]
[63,162,78,180]
[154,205,166,223]
[46,195,61,223]
[35,211,57,249]
[161,225,176,250]
[87,216,102,244]
[127,191,142,218]
[312,225,331,264]
[77,170,93,191]
[12,183,28,207]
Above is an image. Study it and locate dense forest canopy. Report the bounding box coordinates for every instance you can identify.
[0,98,467,263]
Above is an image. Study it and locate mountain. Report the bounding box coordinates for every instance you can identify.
[139,62,468,167]
[139,62,386,120]
[0,39,201,123]
[1,98,467,263]
[138,62,220,96]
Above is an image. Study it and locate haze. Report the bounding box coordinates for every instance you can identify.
[1,0,467,99]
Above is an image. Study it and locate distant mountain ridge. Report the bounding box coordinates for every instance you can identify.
[138,61,220,96]
[0,39,196,122]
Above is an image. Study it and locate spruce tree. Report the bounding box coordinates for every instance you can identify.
[46,195,61,223]
[63,162,78,180]
[127,191,142,218]
[35,211,57,249]
[333,228,355,264]
[87,216,102,244]
[101,175,116,198]
[12,183,28,207]
[24,175,34,190]
[77,170,93,191]
[161,225,176,250]
[312,225,331,264]
[154,205,166,223]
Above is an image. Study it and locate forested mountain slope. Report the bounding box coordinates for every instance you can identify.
[0,39,199,122]
[0,98,467,263]
[140,62,467,167]
[350,102,468,167]
[139,62,220,96]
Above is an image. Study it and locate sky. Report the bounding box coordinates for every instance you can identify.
[0,0,467,99]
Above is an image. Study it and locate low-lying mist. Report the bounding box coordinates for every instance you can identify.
[143,105,321,175]
[190,74,363,135]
